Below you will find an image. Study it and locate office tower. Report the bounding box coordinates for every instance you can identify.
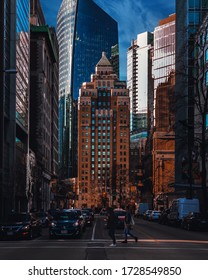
[30,0,59,210]
[127,32,153,133]
[152,14,176,207]
[175,0,208,190]
[153,13,176,121]
[78,52,129,207]
[0,0,30,219]
[110,44,120,78]
[57,0,118,180]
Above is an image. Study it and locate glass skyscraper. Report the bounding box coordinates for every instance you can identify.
[175,0,208,188]
[0,0,30,219]
[57,0,118,179]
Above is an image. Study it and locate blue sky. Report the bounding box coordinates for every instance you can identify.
[40,0,175,80]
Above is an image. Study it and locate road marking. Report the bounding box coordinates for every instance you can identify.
[91,220,97,241]
[0,245,208,251]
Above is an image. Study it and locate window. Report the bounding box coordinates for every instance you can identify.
[206,49,208,62]
[206,71,208,86]
[206,113,208,130]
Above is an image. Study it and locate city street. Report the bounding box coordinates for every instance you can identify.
[0,215,208,260]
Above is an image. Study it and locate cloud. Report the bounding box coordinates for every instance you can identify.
[95,0,175,79]
[40,0,175,79]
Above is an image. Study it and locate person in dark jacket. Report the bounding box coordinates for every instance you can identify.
[122,205,138,243]
[107,207,117,246]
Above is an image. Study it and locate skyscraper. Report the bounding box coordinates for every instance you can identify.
[127,32,153,133]
[78,52,129,208]
[175,0,208,190]
[0,0,30,219]
[57,0,118,179]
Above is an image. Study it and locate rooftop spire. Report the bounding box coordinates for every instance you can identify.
[96,51,111,66]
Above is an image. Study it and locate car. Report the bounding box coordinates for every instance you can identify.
[100,208,108,216]
[49,210,84,239]
[105,208,126,229]
[113,209,126,229]
[149,210,161,221]
[159,209,170,225]
[181,212,208,231]
[143,210,152,220]
[81,209,93,226]
[82,208,94,221]
[72,209,86,230]
[0,212,42,240]
[35,212,50,227]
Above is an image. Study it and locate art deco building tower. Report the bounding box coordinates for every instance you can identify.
[78,52,130,207]
[57,0,118,179]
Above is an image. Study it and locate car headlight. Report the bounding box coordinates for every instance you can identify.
[50,222,57,227]
[73,221,79,227]
[22,225,30,230]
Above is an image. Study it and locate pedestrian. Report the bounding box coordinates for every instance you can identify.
[122,205,138,243]
[107,207,117,246]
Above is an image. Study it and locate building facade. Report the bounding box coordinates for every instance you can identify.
[30,0,59,211]
[0,0,31,220]
[77,52,130,208]
[127,32,153,133]
[57,0,118,180]
[175,0,208,193]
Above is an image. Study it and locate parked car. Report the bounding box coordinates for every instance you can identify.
[49,210,84,239]
[159,209,170,225]
[181,212,208,231]
[81,209,93,226]
[0,212,42,240]
[82,208,94,221]
[149,210,161,221]
[168,198,199,226]
[143,210,152,220]
[135,203,149,217]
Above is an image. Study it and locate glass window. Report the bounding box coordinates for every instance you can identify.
[189,11,200,24]
[206,113,208,129]
[206,71,208,86]
[188,0,200,8]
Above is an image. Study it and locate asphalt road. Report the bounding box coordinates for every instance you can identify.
[0,215,208,260]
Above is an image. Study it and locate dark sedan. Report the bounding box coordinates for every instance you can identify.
[181,212,208,231]
[114,209,126,229]
[0,212,42,240]
[105,209,126,229]
[49,210,84,239]
[81,209,93,226]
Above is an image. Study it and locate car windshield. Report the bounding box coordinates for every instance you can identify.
[82,210,90,215]
[6,213,30,223]
[53,212,78,220]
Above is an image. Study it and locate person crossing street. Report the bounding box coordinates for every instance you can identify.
[122,205,138,243]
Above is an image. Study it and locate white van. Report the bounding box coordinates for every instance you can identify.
[168,198,200,225]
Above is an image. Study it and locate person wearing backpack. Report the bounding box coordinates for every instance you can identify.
[122,205,138,243]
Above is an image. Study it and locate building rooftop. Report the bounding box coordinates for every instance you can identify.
[96,52,111,66]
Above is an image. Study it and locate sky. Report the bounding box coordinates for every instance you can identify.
[40,0,175,80]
